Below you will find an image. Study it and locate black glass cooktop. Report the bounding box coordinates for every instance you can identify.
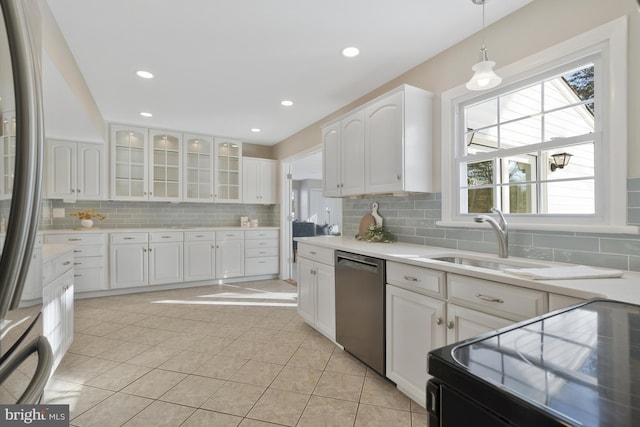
[450,299,640,426]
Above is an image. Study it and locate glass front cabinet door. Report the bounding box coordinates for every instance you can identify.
[214,137,242,203]
[149,129,182,202]
[184,134,214,202]
[111,124,148,200]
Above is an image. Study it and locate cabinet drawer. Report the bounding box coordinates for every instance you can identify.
[46,233,105,245]
[245,257,279,275]
[110,233,148,244]
[447,274,547,321]
[245,247,279,258]
[149,231,183,242]
[245,229,278,240]
[216,230,244,241]
[386,261,445,298]
[297,243,334,266]
[53,251,74,277]
[245,239,278,249]
[184,231,215,241]
[71,244,104,258]
[73,257,104,269]
[73,268,107,293]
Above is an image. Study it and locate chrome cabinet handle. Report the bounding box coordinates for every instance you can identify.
[447,321,455,330]
[403,275,420,282]
[68,238,81,241]
[435,317,442,325]
[143,248,147,252]
[77,189,81,193]
[149,248,153,252]
[475,293,504,304]
[195,235,205,238]
[73,250,81,253]
[74,262,81,265]
[124,237,135,240]
[74,274,82,278]
[62,261,71,266]
[310,251,317,255]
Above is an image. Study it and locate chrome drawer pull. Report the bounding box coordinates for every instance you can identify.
[161,236,172,239]
[475,293,504,304]
[309,251,317,255]
[403,275,420,282]
[73,250,82,253]
[195,235,205,238]
[124,237,135,240]
[68,238,81,241]
[62,261,71,266]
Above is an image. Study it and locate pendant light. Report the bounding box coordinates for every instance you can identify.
[466,0,502,91]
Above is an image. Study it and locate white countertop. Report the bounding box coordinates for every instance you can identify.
[295,236,640,305]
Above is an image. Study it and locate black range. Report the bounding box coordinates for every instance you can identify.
[427,299,640,427]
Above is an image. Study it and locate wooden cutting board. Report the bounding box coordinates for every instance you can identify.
[356,214,376,239]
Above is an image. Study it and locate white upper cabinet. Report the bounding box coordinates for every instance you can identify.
[183,134,214,202]
[243,157,277,204]
[322,85,433,197]
[149,129,182,202]
[111,124,149,200]
[322,110,365,197]
[214,138,242,203]
[46,139,105,200]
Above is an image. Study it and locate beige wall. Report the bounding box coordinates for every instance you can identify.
[273,0,640,189]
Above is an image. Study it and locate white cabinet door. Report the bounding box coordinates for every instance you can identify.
[149,241,183,284]
[314,262,335,341]
[46,140,76,199]
[184,240,215,282]
[386,284,445,408]
[242,157,260,203]
[214,138,242,203]
[111,124,149,200]
[110,243,148,288]
[365,90,404,194]
[297,256,315,325]
[77,143,105,200]
[149,129,182,202]
[322,122,341,197]
[215,234,244,278]
[183,134,214,203]
[446,304,513,344]
[340,110,365,196]
[258,159,277,204]
[62,278,74,354]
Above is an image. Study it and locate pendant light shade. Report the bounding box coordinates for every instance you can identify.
[466,47,502,91]
[466,0,502,91]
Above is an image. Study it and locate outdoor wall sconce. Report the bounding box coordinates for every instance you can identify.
[550,152,573,171]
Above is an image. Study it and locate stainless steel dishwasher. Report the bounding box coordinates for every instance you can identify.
[335,250,386,376]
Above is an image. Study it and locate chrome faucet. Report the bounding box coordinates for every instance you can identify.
[474,208,508,258]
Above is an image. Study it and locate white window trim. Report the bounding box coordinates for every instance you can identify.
[439,16,636,234]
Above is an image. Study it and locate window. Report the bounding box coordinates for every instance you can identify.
[440,17,630,233]
[461,61,597,216]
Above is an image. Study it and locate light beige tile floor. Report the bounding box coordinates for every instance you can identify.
[45,279,427,426]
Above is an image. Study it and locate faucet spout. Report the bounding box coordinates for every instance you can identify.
[474,208,509,258]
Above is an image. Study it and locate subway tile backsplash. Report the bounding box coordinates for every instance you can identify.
[343,177,640,272]
[40,200,279,230]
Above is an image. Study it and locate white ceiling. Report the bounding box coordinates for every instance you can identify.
[45,0,532,146]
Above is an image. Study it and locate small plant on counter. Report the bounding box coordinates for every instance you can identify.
[69,208,107,221]
[365,223,393,243]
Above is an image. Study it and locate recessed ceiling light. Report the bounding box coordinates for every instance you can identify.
[281,100,294,107]
[341,47,360,58]
[139,112,152,117]
[251,128,261,133]
[136,70,154,79]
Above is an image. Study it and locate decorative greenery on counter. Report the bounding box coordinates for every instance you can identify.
[69,208,107,221]
[364,224,393,243]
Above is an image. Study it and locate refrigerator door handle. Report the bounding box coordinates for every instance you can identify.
[0,0,45,316]
[0,336,53,404]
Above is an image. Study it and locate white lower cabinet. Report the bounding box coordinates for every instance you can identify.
[297,243,335,341]
[216,231,244,278]
[45,233,107,293]
[148,232,183,285]
[386,284,445,407]
[110,233,149,289]
[445,303,513,343]
[42,250,74,373]
[184,231,215,282]
[244,229,279,276]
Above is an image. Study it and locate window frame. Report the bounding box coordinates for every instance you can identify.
[439,17,632,233]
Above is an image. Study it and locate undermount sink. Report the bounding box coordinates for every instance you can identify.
[428,255,546,271]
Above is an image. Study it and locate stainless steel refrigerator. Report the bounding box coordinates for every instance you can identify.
[0,0,48,404]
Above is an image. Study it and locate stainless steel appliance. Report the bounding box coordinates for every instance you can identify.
[335,250,385,376]
[427,299,640,426]
[0,0,49,404]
